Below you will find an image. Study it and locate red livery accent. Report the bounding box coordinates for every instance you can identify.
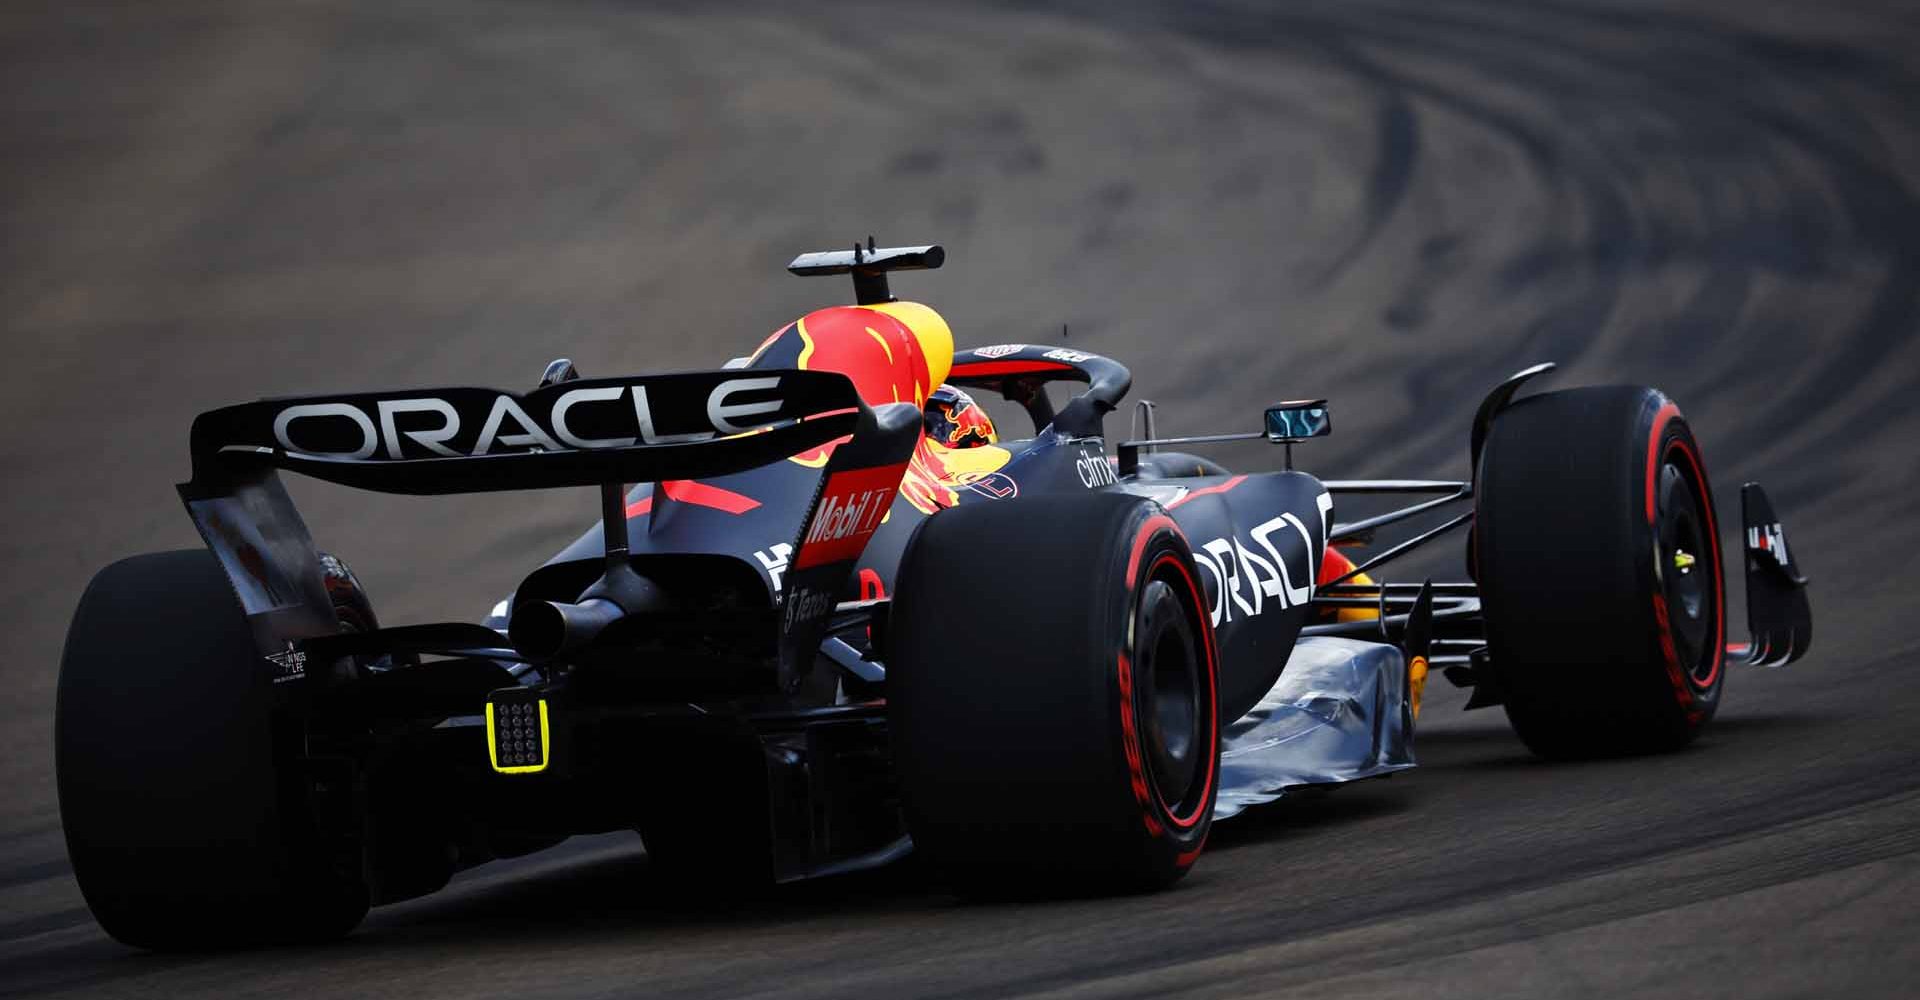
[1166,475,1247,510]
[1318,546,1359,586]
[948,360,1076,378]
[794,463,907,569]
[661,479,761,514]
[628,481,761,518]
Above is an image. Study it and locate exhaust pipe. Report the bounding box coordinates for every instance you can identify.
[509,484,671,660]
[508,597,628,660]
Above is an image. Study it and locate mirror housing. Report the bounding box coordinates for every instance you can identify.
[1265,400,1331,442]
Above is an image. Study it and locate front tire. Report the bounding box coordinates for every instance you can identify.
[56,550,368,949]
[1476,386,1727,758]
[890,492,1220,894]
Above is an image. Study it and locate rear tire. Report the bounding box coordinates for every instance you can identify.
[1476,386,1727,758]
[56,550,369,949]
[890,492,1219,894]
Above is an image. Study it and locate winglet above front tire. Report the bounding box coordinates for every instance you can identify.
[1732,483,1812,667]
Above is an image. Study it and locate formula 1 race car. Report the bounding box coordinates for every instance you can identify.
[55,242,1814,949]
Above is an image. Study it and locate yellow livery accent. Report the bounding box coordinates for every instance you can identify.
[864,300,953,388]
[795,316,817,370]
[1335,569,1382,623]
[927,441,1014,478]
[1408,655,1429,719]
[864,325,894,365]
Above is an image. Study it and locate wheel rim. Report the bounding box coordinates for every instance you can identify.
[1135,576,1203,817]
[1656,453,1717,686]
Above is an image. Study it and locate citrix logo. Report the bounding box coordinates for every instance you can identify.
[1076,448,1118,488]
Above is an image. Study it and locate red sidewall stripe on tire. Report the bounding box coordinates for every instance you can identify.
[1146,552,1219,830]
[1117,512,1220,841]
[1126,513,1181,582]
[1670,436,1725,691]
[1643,402,1681,523]
[1114,650,1164,838]
[1644,404,1726,707]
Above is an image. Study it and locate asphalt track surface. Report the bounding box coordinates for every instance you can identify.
[5,1,1920,996]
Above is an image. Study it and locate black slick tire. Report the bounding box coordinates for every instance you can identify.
[889,492,1219,895]
[1475,386,1728,758]
[56,550,369,949]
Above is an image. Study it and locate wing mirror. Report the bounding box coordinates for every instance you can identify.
[1265,400,1331,442]
[1115,399,1331,477]
[1266,401,1329,470]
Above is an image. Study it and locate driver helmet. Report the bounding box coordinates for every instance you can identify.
[924,384,997,448]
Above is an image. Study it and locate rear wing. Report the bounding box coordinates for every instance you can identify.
[174,366,915,693]
[181,368,862,497]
